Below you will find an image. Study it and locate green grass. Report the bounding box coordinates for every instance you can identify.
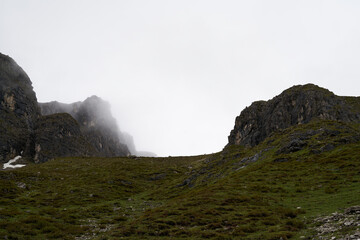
[1,120,359,239]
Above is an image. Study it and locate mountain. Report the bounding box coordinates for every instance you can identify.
[228,84,360,147]
[39,96,130,157]
[39,98,157,157]
[0,53,131,163]
[1,109,359,239]
[1,83,359,239]
[0,53,40,163]
[1,55,359,239]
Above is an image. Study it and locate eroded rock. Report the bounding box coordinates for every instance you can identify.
[0,53,40,163]
[228,84,360,148]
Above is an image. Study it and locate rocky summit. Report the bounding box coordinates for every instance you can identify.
[0,53,131,163]
[39,96,130,158]
[228,84,360,147]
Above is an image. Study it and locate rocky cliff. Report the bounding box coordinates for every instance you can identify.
[39,97,130,157]
[228,84,360,147]
[39,99,154,157]
[0,53,40,162]
[33,113,98,163]
[0,53,131,163]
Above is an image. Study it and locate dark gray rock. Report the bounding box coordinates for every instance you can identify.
[40,100,155,157]
[345,206,360,215]
[277,138,307,154]
[228,84,360,147]
[150,173,167,181]
[0,53,132,163]
[33,113,98,163]
[39,96,130,157]
[0,53,41,163]
[177,174,198,188]
[273,158,290,163]
[240,153,261,164]
[233,148,273,170]
[311,206,360,239]
[320,144,335,152]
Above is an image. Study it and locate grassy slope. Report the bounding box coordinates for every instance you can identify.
[0,120,359,240]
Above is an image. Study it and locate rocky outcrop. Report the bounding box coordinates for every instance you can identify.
[40,100,154,157]
[39,96,130,157]
[0,53,40,163]
[0,53,132,163]
[308,206,360,240]
[33,113,98,163]
[228,84,360,147]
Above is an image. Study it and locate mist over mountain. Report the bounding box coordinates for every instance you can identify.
[1,69,359,239]
[39,97,130,157]
[121,132,157,157]
[0,52,146,162]
[39,99,156,157]
[2,0,360,237]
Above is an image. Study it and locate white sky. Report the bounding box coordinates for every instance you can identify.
[1,0,360,156]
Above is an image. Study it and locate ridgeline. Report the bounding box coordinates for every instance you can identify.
[1,53,359,239]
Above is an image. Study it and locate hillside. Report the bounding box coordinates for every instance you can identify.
[1,52,359,239]
[1,119,359,239]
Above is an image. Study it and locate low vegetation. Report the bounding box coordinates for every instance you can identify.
[1,120,359,239]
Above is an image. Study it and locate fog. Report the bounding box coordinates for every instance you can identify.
[1,1,360,156]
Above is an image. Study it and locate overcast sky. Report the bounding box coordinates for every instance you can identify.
[1,0,360,156]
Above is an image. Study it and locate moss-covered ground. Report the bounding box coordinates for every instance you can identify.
[1,120,359,239]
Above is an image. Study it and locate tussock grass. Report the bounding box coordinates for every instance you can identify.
[0,120,359,239]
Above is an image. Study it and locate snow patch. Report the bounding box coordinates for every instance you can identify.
[3,156,26,169]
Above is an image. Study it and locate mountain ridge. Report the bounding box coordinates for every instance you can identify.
[228,84,360,148]
[1,119,359,239]
[39,96,130,158]
[39,99,156,157]
[1,60,359,239]
[0,53,134,163]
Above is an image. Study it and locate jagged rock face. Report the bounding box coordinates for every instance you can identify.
[0,53,40,162]
[39,96,130,157]
[228,84,360,147]
[34,113,98,163]
[0,53,132,163]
